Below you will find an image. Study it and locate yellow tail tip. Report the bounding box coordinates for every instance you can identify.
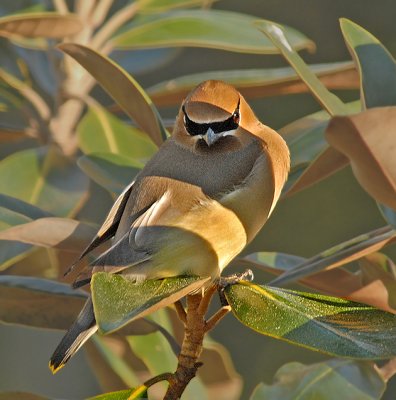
[49,360,64,374]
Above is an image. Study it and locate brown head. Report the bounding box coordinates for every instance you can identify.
[173,80,258,153]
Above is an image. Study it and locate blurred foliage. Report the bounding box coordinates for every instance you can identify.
[0,1,396,400]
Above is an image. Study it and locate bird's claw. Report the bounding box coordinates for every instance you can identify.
[217,269,254,306]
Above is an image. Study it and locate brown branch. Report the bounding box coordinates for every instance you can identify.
[164,292,208,399]
[205,305,231,332]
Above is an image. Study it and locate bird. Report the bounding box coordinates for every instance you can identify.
[49,80,290,373]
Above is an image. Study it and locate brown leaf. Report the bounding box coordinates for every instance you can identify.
[147,63,358,107]
[285,146,349,196]
[326,107,396,209]
[0,13,83,39]
[58,43,166,146]
[0,217,96,253]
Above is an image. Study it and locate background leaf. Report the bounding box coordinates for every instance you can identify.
[112,10,315,54]
[77,103,157,164]
[58,43,168,146]
[250,359,385,400]
[326,108,396,210]
[0,146,89,217]
[340,18,396,109]
[0,12,83,39]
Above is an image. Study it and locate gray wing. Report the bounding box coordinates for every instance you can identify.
[65,181,134,277]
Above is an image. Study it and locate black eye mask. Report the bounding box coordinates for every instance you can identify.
[182,99,240,137]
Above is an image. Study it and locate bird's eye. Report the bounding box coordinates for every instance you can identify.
[232,110,240,124]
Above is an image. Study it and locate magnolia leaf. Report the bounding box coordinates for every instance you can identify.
[0,275,86,330]
[86,387,147,400]
[250,359,385,400]
[0,12,83,39]
[256,20,347,116]
[78,152,141,194]
[340,18,396,109]
[0,146,88,217]
[379,204,396,228]
[91,336,140,388]
[326,107,396,210]
[0,217,96,253]
[0,394,49,400]
[77,103,157,163]
[242,251,396,314]
[285,147,349,196]
[91,273,209,334]
[139,0,209,13]
[111,10,315,54]
[270,226,396,286]
[58,43,167,146]
[226,281,396,359]
[148,62,357,106]
[0,194,51,220]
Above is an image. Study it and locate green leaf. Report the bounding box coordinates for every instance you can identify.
[78,152,141,194]
[138,0,209,13]
[128,331,176,374]
[92,272,209,334]
[77,103,157,164]
[226,281,396,359]
[112,10,315,55]
[0,217,97,253]
[256,21,347,116]
[0,275,87,330]
[0,207,35,270]
[0,12,83,39]
[148,62,357,106]
[282,101,360,193]
[0,393,49,400]
[86,387,147,400]
[92,336,140,388]
[340,18,396,109]
[250,359,385,400]
[0,146,89,217]
[58,43,168,146]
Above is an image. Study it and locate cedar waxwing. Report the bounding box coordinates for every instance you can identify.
[49,80,290,373]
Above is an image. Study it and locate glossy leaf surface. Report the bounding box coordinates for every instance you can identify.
[92,272,209,334]
[226,281,396,359]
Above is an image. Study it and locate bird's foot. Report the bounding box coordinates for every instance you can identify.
[217,269,254,306]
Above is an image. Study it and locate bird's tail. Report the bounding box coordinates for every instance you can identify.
[49,297,97,374]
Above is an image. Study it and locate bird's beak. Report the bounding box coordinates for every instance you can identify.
[202,127,217,147]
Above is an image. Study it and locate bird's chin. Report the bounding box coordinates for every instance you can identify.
[195,135,241,153]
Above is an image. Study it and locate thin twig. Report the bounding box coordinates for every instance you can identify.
[205,305,231,332]
[91,0,114,28]
[90,2,140,50]
[377,358,396,382]
[53,0,68,13]
[144,372,173,388]
[197,284,217,315]
[174,301,187,325]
